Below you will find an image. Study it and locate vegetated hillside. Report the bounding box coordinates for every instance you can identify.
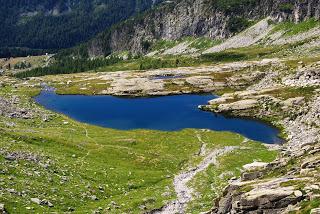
[0,0,161,56]
[83,0,320,57]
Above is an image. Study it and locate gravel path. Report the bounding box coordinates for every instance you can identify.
[154,146,238,214]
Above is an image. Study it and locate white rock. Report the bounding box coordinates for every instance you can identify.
[218,99,258,111]
[282,97,305,107]
[294,190,303,197]
[310,185,320,190]
[243,162,268,171]
[311,208,320,214]
[31,198,41,205]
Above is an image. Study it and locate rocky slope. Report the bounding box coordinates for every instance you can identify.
[87,0,320,56]
[200,61,320,213]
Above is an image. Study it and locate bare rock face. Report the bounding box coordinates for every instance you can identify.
[213,177,306,214]
[235,187,298,212]
[216,99,259,112]
[185,76,214,88]
[204,18,273,54]
[202,58,320,214]
[88,0,320,55]
[301,156,320,169]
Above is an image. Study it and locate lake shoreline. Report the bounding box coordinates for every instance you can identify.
[34,89,282,144]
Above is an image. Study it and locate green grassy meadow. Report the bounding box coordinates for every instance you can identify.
[0,81,277,213]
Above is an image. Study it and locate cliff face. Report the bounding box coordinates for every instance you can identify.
[87,0,320,56]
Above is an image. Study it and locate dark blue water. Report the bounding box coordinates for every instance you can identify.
[35,90,281,144]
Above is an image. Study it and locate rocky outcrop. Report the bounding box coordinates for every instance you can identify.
[88,0,320,56]
[214,178,305,214]
[204,60,320,214]
[0,96,33,119]
[49,59,280,96]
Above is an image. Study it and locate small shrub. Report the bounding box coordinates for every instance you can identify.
[212,0,256,14]
[14,61,32,70]
[279,3,294,13]
[141,40,152,51]
[227,17,252,33]
[201,52,248,62]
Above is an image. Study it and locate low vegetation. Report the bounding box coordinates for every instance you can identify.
[13,45,277,78]
[272,19,320,36]
[0,79,277,213]
[187,140,277,213]
[212,0,256,14]
[14,56,122,78]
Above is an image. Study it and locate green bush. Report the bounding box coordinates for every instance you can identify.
[15,56,122,78]
[279,3,294,13]
[227,17,252,33]
[141,40,152,51]
[272,18,320,36]
[212,0,256,14]
[13,62,32,70]
[201,52,248,62]
[138,57,195,70]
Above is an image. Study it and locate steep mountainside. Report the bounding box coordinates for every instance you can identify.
[86,0,320,56]
[0,0,161,53]
[1,1,320,213]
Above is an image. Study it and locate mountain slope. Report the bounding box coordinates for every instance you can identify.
[0,0,161,52]
[85,0,320,56]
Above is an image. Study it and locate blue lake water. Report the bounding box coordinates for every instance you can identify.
[35,90,281,144]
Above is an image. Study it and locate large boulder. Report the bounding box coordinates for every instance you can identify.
[243,162,269,171]
[234,187,302,212]
[217,99,258,112]
[282,97,305,107]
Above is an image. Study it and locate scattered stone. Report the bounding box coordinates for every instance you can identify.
[294,190,303,197]
[67,207,75,212]
[31,198,41,205]
[31,198,53,207]
[46,201,54,207]
[4,154,16,161]
[90,195,98,201]
[0,204,5,213]
[311,208,320,214]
